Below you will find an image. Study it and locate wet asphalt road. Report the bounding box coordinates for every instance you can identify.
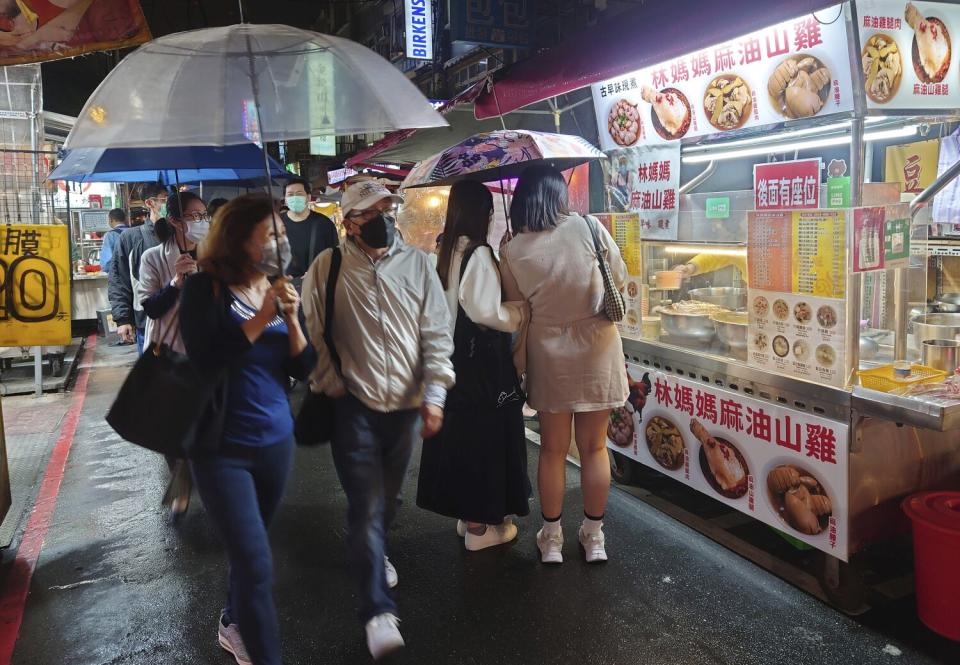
[6,341,960,665]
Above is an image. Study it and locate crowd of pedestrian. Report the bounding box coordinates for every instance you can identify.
[106,166,627,664]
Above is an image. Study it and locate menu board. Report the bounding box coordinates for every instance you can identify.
[604,143,681,239]
[608,368,849,559]
[748,290,846,387]
[595,211,643,339]
[591,4,854,149]
[859,1,960,109]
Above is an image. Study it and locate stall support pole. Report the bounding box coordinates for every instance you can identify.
[32,346,41,397]
[893,267,909,361]
[846,117,865,384]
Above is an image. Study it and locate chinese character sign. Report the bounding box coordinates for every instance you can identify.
[859,1,960,110]
[754,159,822,211]
[608,367,849,558]
[591,4,854,149]
[0,225,71,346]
[885,138,940,193]
[604,143,680,240]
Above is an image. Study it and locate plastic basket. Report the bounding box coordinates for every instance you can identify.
[857,364,948,393]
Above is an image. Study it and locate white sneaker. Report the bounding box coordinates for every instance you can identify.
[218,616,252,665]
[579,526,608,563]
[536,527,564,564]
[465,522,519,551]
[456,519,467,537]
[365,613,404,660]
[384,556,398,589]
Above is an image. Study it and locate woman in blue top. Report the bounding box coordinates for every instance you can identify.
[180,193,314,665]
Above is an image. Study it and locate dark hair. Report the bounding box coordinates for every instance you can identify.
[166,190,204,221]
[436,180,493,289]
[108,208,126,224]
[509,165,569,234]
[139,182,168,201]
[207,197,229,218]
[199,193,277,285]
[285,177,311,195]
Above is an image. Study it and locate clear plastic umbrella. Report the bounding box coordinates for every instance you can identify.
[64,23,448,150]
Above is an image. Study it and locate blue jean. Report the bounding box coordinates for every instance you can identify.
[330,394,420,624]
[190,439,295,665]
[136,328,145,356]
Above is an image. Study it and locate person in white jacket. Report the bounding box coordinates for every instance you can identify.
[137,190,209,519]
[416,179,531,552]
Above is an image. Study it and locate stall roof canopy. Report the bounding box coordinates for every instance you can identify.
[475,0,846,119]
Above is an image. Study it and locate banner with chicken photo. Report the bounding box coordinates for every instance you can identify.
[608,367,850,558]
[859,1,960,109]
[590,4,854,150]
[0,0,149,66]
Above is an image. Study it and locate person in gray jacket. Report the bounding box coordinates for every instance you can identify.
[302,180,454,661]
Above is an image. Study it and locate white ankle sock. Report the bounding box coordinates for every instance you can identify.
[542,519,562,536]
[582,517,604,534]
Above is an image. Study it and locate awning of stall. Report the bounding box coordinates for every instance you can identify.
[474,0,847,120]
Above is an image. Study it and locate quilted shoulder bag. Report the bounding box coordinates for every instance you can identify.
[583,215,625,322]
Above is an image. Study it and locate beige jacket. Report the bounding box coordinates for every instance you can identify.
[302,237,455,413]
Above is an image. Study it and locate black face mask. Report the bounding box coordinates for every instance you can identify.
[358,213,396,249]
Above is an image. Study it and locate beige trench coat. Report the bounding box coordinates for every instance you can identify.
[500,213,628,413]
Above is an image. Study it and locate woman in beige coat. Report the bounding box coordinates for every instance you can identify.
[500,165,628,565]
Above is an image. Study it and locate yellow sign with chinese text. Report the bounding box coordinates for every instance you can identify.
[0,224,71,346]
[885,138,940,194]
[791,210,846,299]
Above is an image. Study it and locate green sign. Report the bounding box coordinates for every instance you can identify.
[884,218,910,268]
[826,176,850,208]
[102,196,112,209]
[706,196,730,219]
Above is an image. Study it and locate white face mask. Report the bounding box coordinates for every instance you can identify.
[185,218,210,243]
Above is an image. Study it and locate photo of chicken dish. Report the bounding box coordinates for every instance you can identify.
[704,74,752,131]
[767,464,832,536]
[641,85,691,140]
[816,344,836,367]
[768,54,832,119]
[862,33,902,103]
[691,419,749,499]
[753,296,769,318]
[906,2,951,84]
[773,299,789,321]
[817,305,838,329]
[794,301,812,324]
[627,281,639,298]
[773,335,790,358]
[607,406,635,448]
[753,332,769,351]
[645,415,686,471]
[793,339,810,361]
[608,98,642,147]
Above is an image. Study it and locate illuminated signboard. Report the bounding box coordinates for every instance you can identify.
[405,0,433,60]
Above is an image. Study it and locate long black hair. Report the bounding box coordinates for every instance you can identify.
[156,190,204,243]
[509,164,569,235]
[436,180,494,289]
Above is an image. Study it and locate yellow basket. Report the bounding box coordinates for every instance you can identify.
[857,364,948,393]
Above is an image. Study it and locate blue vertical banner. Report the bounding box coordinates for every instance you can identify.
[450,0,534,48]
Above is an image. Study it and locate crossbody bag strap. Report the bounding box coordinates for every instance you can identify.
[582,214,606,269]
[307,217,319,267]
[324,248,343,372]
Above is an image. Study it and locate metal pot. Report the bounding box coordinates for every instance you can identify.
[659,309,716,341]
[922,339,960,373]
[935,301,960,313]
[687,287,748,311]
[910,313,960,350]
[711,312,748,350]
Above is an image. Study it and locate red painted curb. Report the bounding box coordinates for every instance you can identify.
[0,334,97,664]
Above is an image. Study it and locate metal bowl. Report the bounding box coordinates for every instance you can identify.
[660,309,717,341]
[688,287,747,311]
[911,313,960,349]
[937,293,960,306]
[711,311,748,350]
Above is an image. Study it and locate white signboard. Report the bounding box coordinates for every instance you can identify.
[609,368,849,559]
[405,0,433,60]
[606,143,681,240]
[591,4,854,150]
[858,1,960,109]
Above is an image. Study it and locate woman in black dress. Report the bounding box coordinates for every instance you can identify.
[416,180,531,551]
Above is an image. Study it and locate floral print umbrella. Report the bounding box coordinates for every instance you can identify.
[401,129,605,189]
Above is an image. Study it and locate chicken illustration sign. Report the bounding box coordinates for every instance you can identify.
[607,367,850,558]
[591,4,854,150]
[859,1,960,109]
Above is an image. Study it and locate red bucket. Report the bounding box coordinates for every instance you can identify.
[902,491,960,641]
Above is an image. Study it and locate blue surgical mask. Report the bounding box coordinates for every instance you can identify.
[285,195,308,214]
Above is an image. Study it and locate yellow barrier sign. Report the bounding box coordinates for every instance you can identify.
[0,224,71,346]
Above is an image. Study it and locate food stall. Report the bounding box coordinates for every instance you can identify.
[589,1,960,608]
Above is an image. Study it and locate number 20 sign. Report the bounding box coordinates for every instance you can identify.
[0,225,71,346]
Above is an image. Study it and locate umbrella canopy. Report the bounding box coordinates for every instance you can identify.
[47,144,289,183]
[401,130,605,189]
[64,23,448,150]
